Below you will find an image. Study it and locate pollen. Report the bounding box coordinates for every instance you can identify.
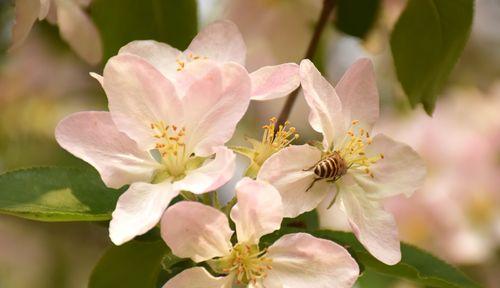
[211,243,272,285]
[262,117,299,150]
[150,121,186,159]
[175,52,208,71]
[335,120,383,178]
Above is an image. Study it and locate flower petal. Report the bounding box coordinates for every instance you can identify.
[118,40,181,80]
[109,181,177,245]
[183,62,251,156]
[55,111,160,189]
[230,178,283,244]
[250,63,300,101]
[103,53,183,149]
[257,144,329,218]
[339,183,401,265]
[163,267,233,288]
[335,58,379,130]
[39,0,51,19]
[351,133,426,199]
[187,20,246,65]
[55,0,102,65]
[300,59,344,149]
[174,146,236,194]
[9,0,40,51]
[265,233,359,288]
[161,201,233,262]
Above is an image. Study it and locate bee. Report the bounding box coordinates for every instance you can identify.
[305,152,348,191]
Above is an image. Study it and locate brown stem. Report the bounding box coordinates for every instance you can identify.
[277,0,336,126]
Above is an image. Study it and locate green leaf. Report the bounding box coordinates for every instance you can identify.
[91,0,198,62]
[390,0,474,114]
[334,0,381,38]
[0,167,124,221]
[263,229,482,288]
[89,239,169,288]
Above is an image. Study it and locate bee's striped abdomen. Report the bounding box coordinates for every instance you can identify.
[313,152,347,181]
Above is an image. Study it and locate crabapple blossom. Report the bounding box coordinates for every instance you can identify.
[10,0,102,64]
[257,58,426,265]
[161,177,359,288]
[89,20,300,101]
[56,53,251,245]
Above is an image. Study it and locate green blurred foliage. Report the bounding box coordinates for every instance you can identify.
[0,167,124,221]
[91,0,198,62]
[334,0,381,39]
[390,0,474,114]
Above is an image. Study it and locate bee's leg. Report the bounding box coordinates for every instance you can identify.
[305,178,320,192]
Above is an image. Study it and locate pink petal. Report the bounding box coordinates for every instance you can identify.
[161,201,233,262]
[55,111,160,189]
[109,181,177,245]
[187,20,246,65]
[300,59,344,150]
[340,183,401,265]
[351,133,426,199]
[119,40,182,80]
[103,54,183,150]
[163,267,233,288]
[230,178,283,244]
[257,144,330,218]
[266,233,359,288]
[55,0,102,65]
[183,62,251,156]
[335,58,379,130]
[174,146,235,194]
[39,0,51,19]
[250,63,300,101]
[89,72,103,85]
[9,0,41,51]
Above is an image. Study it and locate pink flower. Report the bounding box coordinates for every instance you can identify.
[257,59,426,265]
[94,20,300,101]
[10,0,102,64]
[161,177,359,288]
[56,54,251,245]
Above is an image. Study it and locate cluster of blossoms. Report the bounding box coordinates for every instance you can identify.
[55,20,425,287]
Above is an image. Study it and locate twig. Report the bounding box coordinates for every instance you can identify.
[277,0,336,126]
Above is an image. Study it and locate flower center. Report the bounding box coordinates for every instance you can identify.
[334,120,383,178]
[176,52,208,71]
[254,117,299,165]
[150,121,190,178]
[209,243,272,285]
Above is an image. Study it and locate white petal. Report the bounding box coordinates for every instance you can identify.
[9,0,41,51]
[55,111,160,189]
[257,144,329,218]
[250,63,300,101]
[183,62,251,156]
[39,0,51,19]
[118,40,182,80]
[161,201,233,262]
[339,183,401,265]
[174,146,235,194]
[300,59,345,149]
[351,134,426,199]
[187,20,246,65]
[163,267,233,288]
[230,178,283,244]
[265,233,359,288]
[335,58,379,130]
[109,181,177,245]
[89,72,103,85]
[55,0,102,64]
[103,53,183,149]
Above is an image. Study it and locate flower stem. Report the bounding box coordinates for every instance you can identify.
[277,0,337,126]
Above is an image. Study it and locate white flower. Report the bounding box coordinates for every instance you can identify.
[56,54,251,245]
[10,0,102,64]
[161,177,359,288]
[257,59,426,265]
[91,20,300,101]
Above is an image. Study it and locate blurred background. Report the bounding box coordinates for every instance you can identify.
[0,0,499,287]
